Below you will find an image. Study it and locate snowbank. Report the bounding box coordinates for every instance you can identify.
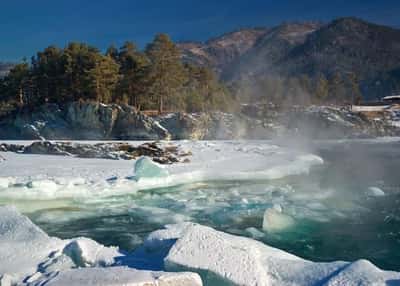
[0,141,323,200]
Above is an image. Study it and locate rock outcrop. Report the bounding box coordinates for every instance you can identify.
[0,101,399,140]
[0,102,170,140]
[0,141,192,164]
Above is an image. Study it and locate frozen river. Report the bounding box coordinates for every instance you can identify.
[1,139,400,285]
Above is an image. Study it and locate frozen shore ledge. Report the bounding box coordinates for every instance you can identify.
[0,206,399,286]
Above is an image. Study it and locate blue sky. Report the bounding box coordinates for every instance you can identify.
[0,0,399,61]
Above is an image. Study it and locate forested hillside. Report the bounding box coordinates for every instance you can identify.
[0,34,233,117]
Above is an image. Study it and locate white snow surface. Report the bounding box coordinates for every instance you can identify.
[0,141,323,200]
[0,206,398,286]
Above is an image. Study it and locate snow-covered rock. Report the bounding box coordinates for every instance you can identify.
[0,102,170,140]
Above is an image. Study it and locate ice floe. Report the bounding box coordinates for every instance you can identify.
[366,186,386,197]
[134,156,169,180]
[262,204,295,233]
[0,206,399,286]
[0,206,202,286]
[153,223,400,286]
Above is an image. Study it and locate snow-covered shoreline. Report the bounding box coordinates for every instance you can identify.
[0,141,323,200]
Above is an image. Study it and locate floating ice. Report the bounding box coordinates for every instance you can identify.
[0,206,202,286]
[27,179,59,192]
[157,223,400,286]
[245,227,265,239]
[1,207,399,286]
[262,204,295,233]
[134,156,169,180]
[62,237,120,267]
[366,187,385,197]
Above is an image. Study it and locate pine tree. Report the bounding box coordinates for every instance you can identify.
[0,36,232,113]
[117,41,149,108]
[106,44,119,62]
[145,34,186,112]
[3,62,30,106]
[85,54,120,103]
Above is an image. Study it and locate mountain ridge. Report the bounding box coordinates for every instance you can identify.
[179,17,400,100]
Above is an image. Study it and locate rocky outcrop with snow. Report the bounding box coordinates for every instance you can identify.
[0,102,170,140]
[156,112,270,140]
[0,141,192,163]
[0,102,399,140]
[283,106,400,139]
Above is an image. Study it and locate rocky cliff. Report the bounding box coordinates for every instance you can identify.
[0,102,169,140]
[0,101,398,140]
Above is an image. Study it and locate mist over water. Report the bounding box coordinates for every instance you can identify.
[2,140,400,271]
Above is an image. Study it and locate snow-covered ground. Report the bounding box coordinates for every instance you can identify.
[0,141,322,200]
[0,140,399,285]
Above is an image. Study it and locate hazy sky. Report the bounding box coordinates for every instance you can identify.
[1,0,399,61]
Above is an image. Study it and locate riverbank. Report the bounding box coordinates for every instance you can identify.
[1,102,399,141]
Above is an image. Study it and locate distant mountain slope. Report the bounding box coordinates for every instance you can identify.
[179,18,400,100]
[177,28,268,74]
[221,22,322,80]
[285,18,400,80]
